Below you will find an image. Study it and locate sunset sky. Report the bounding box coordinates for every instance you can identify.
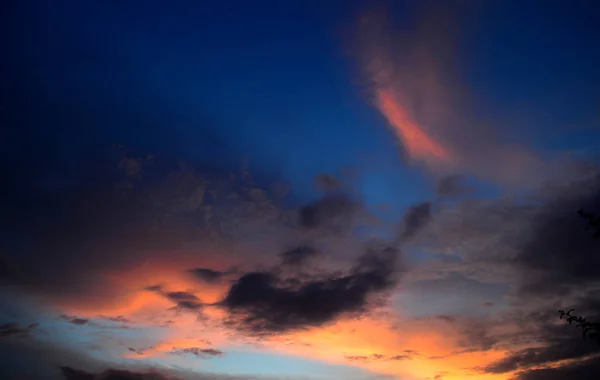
[2,1,600,380]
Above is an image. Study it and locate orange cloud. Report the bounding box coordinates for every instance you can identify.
[376,88,453,166]
[58,249,234,319]
[246,315,511,380]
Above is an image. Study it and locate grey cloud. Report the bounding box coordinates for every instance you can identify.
[100,316,132,324]
[394,272,509,319]
[279,245,318,266]
[344,352,416,362]
[1,147,290,307]
[0,336,249,380]
[481,294,600,376]
[483,339,600,374]
[60,366,177,380]
[146,286,203,311]
[417,173,600,295]
[436,175,474,196]
[513,355,600,380]
[221,243,400,334]
[164,292,203,311]
[511,175,600,297]
[69,318,89,326]
[298,194,362,231]
[314,174,341,193]
[400,202,431,241]
[0,322,38,339]
[188,268,227,283]
[171,347,225,359]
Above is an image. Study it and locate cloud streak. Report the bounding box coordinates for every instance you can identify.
[354,3,548,187]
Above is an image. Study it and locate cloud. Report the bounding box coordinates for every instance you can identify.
[298,194,362,231]
[314,174,341,193]
[354,3,548,186]
[70,318,89,326]
[6,155,321,325]
[400,202,432,241]
[479,293,600,376]
[145,286,203,311]
[279,245,318,266]
[171,347,225,359]
[0,335,244,380]
[407,169,600,377]
[483,340,600,374]
[436,175,474,196]
[0,322,38,339]
[344,352,416,362]
[512,355,600,380]
[512,175,600,296]
[0,147,294,309]
[188,268,227,284]
[220,243,400,334]
[99,316,132,324]
[60,315,90,326]
[60,366,178,380]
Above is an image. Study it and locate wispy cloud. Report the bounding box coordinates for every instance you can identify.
[354,3,550,187]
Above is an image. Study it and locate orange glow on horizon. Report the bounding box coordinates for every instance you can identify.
[55,252,514,380]
[59,281,514,380]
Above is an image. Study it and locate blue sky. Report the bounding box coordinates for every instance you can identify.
[5,1,600,203]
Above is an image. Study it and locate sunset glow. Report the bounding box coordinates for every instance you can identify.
[3,1,600,380]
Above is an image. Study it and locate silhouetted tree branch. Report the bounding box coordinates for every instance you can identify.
[558,309,600,344]
[557,209,600,344]
[578,208,600,238]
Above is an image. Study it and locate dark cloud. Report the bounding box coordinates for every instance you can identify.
[146,287,203,311]
[513,355,600,380]
[60,366,177,380]
[389,354,412,360]
[479,292,600,378]
[298,194,362,231]
[422,172,600,377]
[100,316,132,324]
[58,314,135,330]
[165,291,199,303]
[314,174,342,194]
[0,335,239,380]
[436,175,473,196]
[70,319,90,326]
[188,268,226,283]
[344,352,414,362]
[0,322,38,339]
[400,202,432,240]
[0,143,290,307]
[221,243,400,334]
[279,245,318,266]
[513,175,600,296]
[171,347,225,359]
[60,315,90,326]
[481,301,600,375]
[456,319,498,352]
[344,355,369,362]
[483,339,600,374]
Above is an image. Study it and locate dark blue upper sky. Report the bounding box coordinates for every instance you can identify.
[3,0,600,210]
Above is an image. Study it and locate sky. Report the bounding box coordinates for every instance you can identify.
[2,1,600,380]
